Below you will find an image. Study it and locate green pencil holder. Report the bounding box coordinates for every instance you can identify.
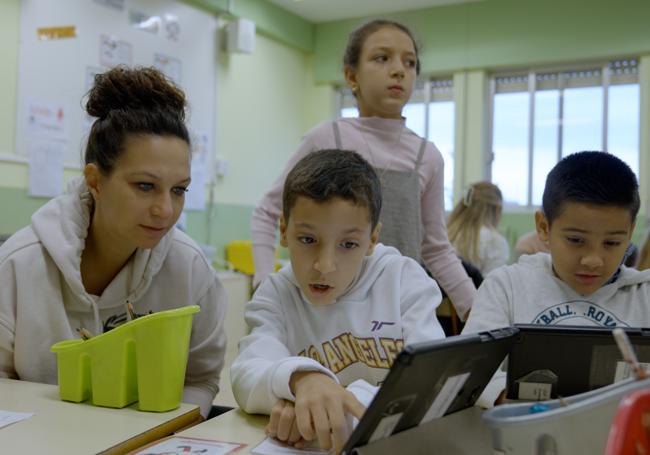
[51,305,200,412]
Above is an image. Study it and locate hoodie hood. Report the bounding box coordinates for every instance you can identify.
[30,177,175,332]
[279,243,403,304]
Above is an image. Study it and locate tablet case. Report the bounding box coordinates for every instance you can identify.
[506,324,650,401]
[342,327,519,454]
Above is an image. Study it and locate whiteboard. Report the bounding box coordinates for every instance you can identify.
[15,0,218,170]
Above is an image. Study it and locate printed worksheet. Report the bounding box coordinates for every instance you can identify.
[252,437,329,455]
[0,410,33,429]
[132,436,245,454]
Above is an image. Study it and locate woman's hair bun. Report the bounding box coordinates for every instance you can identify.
[85,66,186,120]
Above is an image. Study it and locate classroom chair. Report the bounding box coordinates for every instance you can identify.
[604,389,650,455]
[226,240,256,275]
[437,258,483,335]
[225,240,285,276]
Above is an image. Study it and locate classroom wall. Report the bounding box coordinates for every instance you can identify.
[0,0,332,263]
[2,0,650,261]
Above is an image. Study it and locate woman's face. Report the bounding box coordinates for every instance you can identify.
[345,26,418,119]
[86,134,190,252]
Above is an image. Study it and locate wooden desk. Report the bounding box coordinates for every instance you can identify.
[178,406,493,454]
[0,378,200,455]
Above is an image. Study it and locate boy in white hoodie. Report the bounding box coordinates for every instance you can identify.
[231,149,445,453]
[463,151,650,406]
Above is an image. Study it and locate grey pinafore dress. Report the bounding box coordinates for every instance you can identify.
[333,121,427,262]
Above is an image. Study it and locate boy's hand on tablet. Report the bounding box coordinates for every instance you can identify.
[290,371,365,454]
[267,399,306,448]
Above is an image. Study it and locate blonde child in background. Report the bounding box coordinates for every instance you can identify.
[0,67,227,418]
[250,19,475,319]
[232,150,445,453]
[447,181,509,276]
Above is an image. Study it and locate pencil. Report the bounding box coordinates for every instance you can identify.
[76,327,93,340]
[613,328,647,380]
[127,301,136,320]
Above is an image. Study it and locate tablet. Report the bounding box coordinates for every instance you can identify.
[342,327,519,454]
[506,324,650,401]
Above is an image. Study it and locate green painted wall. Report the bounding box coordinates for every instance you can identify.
[0,0,19,156]
[313,0,650,84]
[0,187,48,234]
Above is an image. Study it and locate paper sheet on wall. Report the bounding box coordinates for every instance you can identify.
[100,34,132,67]
[154,53,182,84]
[28,140,65,198]
[184,131,211,211]
[0,410,33,429]
[26,100,68,141]
[185,156,206,211]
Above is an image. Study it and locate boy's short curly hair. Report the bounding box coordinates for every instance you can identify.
[282,150,382,228]
[542,151,639,224]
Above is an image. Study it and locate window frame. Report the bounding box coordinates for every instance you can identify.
[488,58,640,209]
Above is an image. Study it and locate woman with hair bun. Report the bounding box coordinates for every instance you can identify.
[0,66,227,418]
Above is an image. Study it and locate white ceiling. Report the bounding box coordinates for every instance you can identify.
[265,0,483,23]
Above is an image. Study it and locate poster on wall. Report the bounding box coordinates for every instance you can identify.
[28,139,64,198]
[154,53,182,84]
[99,34,132,67]
[184,130,210,211]
[163,14,181,42]
[25,100,68,141]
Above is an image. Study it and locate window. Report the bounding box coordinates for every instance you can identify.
[338,78,456,209]
[490,59,640,208]
[428,80,455,210]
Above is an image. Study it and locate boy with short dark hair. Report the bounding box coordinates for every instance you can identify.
[231,150,445,452]
[463,151,650,405]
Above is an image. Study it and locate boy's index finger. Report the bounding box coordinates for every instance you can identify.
[344,395,366,419]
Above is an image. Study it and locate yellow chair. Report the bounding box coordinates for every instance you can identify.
[225,240,284,276]
[226,240,256,275]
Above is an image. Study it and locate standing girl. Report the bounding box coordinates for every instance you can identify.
[0,67,227,418]
[447,182,509,276]
[251,19,475,318]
